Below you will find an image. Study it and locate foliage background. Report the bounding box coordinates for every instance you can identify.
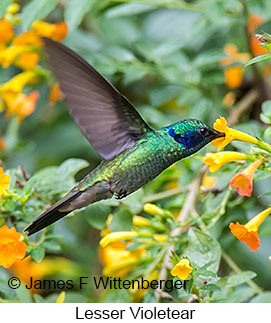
[0,0,270,303]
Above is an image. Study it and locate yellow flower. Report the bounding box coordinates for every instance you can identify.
[229,207,271,251]
[99,241,143,277]
[0,20,13,45]
[32,21,68,42]
[171,259,193,280]
[132,215,152,227]
[0,45,32,68]
[49,83,64,105]
[153,234,168,242]
[224,66,244,89]
[201,173,217,189]
[131,270,159,301]
[56,291,66,303]
[3,91,39,122]
[143,203,164,216]
[230,159,263,197]
[204,151,247,173]
[99,231,138,248]
[1,71,38,93]
[0,167,10,196]
[211,117,258,151]
[0,225,27,268]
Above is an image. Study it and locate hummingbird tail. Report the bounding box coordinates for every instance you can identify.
[25,180,113,236]
[24,190,81,236]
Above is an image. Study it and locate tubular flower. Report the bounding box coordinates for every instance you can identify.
[171,259,193,280]
[49,83,64,105]
[143,203,164,216]
[1,70,38,93]
[0,167,10,196]
[220,44,250,89]
[0,20,13,45]
[56,291,66,303]
[204,151,247,173]
[201,173,217,189]
[32,21,68,42]
[0,225,27,268]
[99,241,144,277]
[230,159,263,197]
[211,117,258,151]
[3,91,39,122]
[229,207,271,251]
[247,14,268,56]
[99,231,138,248]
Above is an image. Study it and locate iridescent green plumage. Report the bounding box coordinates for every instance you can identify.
[25,39,224,236]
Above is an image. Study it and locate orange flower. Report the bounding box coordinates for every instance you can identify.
[0,20,13,45]
[224,66,244,89]
[11,256,78,293]
[220,44,250,89]
[16,52,40,70]
[0,225,27,268]
[32,21,68,42]
[250,37,268,56]
[247,14,263,34]
[13,31,42,47]
[247,14,268,56]
[0,167,10,196]
[230,159,263,197]
[49,83,64,105]
[229,207,271,251]
[3,91,39,122]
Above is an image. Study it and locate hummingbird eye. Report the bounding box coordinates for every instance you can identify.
[198,128,210,136]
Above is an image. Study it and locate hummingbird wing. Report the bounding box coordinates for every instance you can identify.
[42,37,151,160]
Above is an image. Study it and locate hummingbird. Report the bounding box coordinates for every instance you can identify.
[25,38,225,236]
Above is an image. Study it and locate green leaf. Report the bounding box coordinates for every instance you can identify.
[0,0,12,18]
[58,158,89,178]
[201,283,221,292]
[83,203,111,230]
[186,228,221,273]
[105,3,155,18]
[21,0,57,31]
[262,100,271,115]
[31,247,45,263]
[16,285,32,303]
[250,292,271,303]
[245,53,271,67]
[109,208,133,232]
[64,0,93,31]
[217,271,257,288]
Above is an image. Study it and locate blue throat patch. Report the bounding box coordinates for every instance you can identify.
[168,128,203,149]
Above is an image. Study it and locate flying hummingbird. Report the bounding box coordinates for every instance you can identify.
[25,38,225,236]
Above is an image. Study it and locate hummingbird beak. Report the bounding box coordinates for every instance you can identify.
[212,129,225,139]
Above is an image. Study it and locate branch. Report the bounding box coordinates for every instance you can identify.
[155,166,206,301]
[228,88,258,126]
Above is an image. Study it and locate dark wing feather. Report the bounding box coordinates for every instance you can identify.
[42,37,151,160]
